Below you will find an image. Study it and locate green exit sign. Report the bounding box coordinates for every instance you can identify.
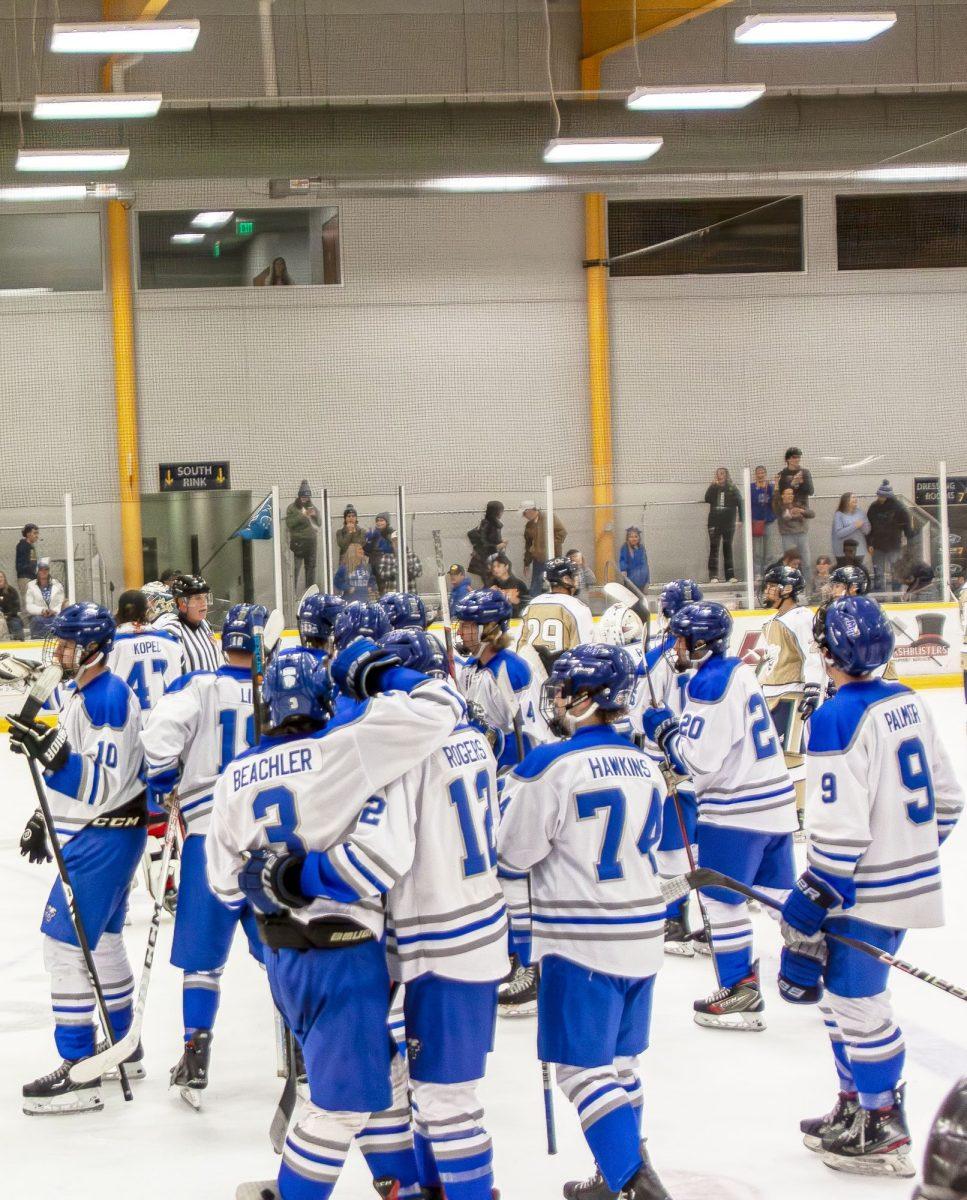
[236,219,254,236]
[212,240,221,258]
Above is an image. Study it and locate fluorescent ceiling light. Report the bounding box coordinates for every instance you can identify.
[543,137,663,164]
[424,175,553,192]
[50,19,200,53]
[0,288,54,296]
[33,93,162,120]
[0,185,90,201]
[171,233,205,244]
[16,148,129,172]
[190,210,234,228]
[734,12,896,44]
[627,84,765,111]
[854,163,967,181]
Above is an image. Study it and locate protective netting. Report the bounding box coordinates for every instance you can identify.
[0,0,965,618]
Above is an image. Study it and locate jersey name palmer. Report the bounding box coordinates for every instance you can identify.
[231,746,313,790]
[883,702,922,733]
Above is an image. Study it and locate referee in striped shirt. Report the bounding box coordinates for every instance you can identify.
[170,574,220,673]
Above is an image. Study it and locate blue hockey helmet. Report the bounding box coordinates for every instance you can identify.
[659,578,704,619]
[379,591,428,631]
[828,565,869,597]
[221,603,268,655]
[333,600,391,652]
[298,593,346,647]
[380,628,446,677]
[813,596,894,676]
[540,643,635,735]
[543,556,580,591]
[668,602,733,661]
[49,603,116,675]
[761,563,805,607]
[452,588,512,630]
[262,647,335,728]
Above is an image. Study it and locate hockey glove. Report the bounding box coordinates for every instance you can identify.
[797,683,822,719]
[780,870,841,938]
[238,849,309,915]
[641,705,687,777]
[332,639,404,701]
[8,716,70,772]
[778,931,827,1005]
[19,811,51,865]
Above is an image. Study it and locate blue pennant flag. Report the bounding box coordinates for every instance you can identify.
[232,494,273,541]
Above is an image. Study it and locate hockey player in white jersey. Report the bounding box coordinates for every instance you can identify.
[249,628,507,1200]
[644,580,703,955]
[643,601,797,1031]
[297,592,346,659]
[108,589,182,711]
[498,643,670,1200]
[205,640,466,1200]
[10,604,147,1113]
[169,572,221,673]
[140,602,265,1104]
[518,556,594,659]
[778,596,963,1177]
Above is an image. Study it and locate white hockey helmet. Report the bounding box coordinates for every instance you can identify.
[595,603,644,647]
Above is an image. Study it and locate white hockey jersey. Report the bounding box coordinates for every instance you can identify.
[43,669,144,844]
[805,678,963,929]
[673,656,798,834]
[456,647,533,768]
[497,725,667,978]
[517,592,594,656]
[108,623,183,712]
[205,676,466,937]
[297,716,508,982]
[140,665,254,833]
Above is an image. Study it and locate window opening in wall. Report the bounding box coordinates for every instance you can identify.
[0,211,103,293]
[837,192,967,270]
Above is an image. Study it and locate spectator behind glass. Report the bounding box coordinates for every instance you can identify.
[835,537,872,584]
[448,564,472,606]
[335,506,365,559]
[0,570,24,639]
[25,559,65,637]
[334,542,377,602]
[703,467,743,583]
[749,466,777,581]
[253,256,293,286]
[566,549,597,600]
[467,501,506,583]
[619,526,649,590]
[831,492,871,562]
[364,511,397,594]
[773,484,814,568]
[487,552,531,616]
[521,502,567,596]
[285,480,321,594]
[16,522,39,608]
[812,554,835,601]
[781,547,803,575]
[776,446,814,504]
[867,480,913,594]
[902,560,939,601]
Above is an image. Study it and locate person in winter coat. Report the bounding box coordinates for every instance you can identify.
[750,466,778,581]
[16,522,39,609]
[619,526,650,589]
[703,467,743,583]
[335,506,366,559]
[25,560,65,637]
[467,501,506,582]
[831,492,871,562]
[521,502,567,594]
[0,570,24,639]
[285,480,321,593]
[776,446,814,505]
[364,512,397,593]
[773,484,815,568]
[334,542,378,602]
[867,480,913,593]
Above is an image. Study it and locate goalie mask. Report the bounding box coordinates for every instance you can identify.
[142,581,176,622]
[45,603,116,679]
[540,643,634,738]
[595,603,644,647]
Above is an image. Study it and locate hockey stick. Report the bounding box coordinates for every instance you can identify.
[542,1060,557,1155]
[70,798,180,1084]
[663,869,967,1004]
[431,529,458,679]
[15,664,133,1101]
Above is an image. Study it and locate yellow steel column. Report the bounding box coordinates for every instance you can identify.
[584,191,616,579]
[106,199,144,587]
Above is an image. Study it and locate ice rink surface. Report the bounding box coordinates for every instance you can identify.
[1,689,965,1200]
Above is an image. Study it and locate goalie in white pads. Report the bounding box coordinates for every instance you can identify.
[10,604,147,1113]
[779,596,963,1178]
[642,601,797,1031]
[206,640,465,1200]
[498,644,671,1200]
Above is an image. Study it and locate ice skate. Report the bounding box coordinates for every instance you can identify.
[22,1059,103,1116]
[618,1146,672,1200]
[563,1166,618,1200]
[663,912,694,958]
[690,927,712,957]
[236,1183,280,1199]
[372,1180,400,1200]
[169,1028,212,1110]
[498,962,538,1017]
[693,964,766,1031]
[822,1087,915,1177]
[800,1092,858,1151]
[95,1036,146,1081]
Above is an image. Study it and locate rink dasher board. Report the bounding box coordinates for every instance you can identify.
[1,601,962,727]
